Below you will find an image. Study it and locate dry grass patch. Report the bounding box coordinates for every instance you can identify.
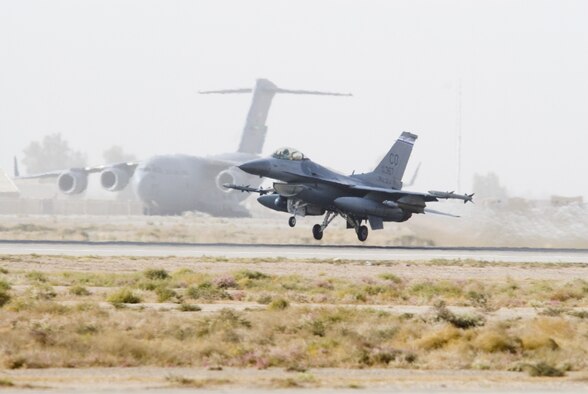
[417,325,462,350]
[473,328,520,353]
[1,258,588,373]
[0,302,587,371]
[3,255,588,309]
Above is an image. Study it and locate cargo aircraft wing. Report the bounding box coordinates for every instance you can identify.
[13,159,138,180]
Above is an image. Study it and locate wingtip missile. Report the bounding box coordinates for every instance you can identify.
[464,193,475,204]
[428,190,474,204]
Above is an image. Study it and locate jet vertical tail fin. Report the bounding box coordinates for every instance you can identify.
[355,132,418,190]
[200,79,351,155]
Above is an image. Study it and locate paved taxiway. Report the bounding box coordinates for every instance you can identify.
[1,240,587,262]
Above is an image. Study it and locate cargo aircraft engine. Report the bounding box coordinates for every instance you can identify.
[215,168,249,193]
[100,167,131,192]
[57,170,88,195]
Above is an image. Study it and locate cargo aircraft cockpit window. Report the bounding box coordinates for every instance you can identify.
[272,147,306,161]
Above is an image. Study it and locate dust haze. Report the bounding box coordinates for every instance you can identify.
[1,0,587,248]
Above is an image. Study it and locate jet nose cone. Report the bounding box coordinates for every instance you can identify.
[239,159,271,176]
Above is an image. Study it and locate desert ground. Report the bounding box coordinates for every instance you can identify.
[1,253,588,391]
[1,215,588,391]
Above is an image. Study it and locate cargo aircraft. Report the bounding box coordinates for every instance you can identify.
[226,132,473,241]
[15,79,350,216]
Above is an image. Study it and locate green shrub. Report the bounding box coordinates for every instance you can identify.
[434,301,485,329]
[306,319,325,337]
[236,270,269,280]
[69,285,90,296]
[32,284,57,300]
[26,271,47,283]
[568,310,588,319]
[539,307,567,317]
[107,288,142,304]
[179,303,202,312]
[269,298,289,310]
[0,279,10,292]
[257,294,273,304]
[467,290,489,308]
[155,286,177,302]
[186,282,229,301]
[524,362,565,377]
[75,323,99,335]
[0,289,10,308]
[410,280,463,299]
[213,275,238,289]
[137,280,159,291]
[144,268,169,280]
[378,273,402,284]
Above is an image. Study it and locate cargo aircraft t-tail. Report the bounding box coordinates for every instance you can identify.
[14,79,351,216]
[226,132,473,241]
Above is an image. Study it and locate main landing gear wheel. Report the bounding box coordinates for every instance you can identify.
[357,225,369,242]
[288,216,297,227]
[312,224,323,240]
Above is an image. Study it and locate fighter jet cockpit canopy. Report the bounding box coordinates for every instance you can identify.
[271,147,307,161]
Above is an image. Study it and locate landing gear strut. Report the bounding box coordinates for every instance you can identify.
[288,216,296,227]
[312,211,338,241]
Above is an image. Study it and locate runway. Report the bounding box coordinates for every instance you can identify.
[1,240,588,262]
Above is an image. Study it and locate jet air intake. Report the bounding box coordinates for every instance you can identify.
[58,170,88,195]
[100,167,131,192]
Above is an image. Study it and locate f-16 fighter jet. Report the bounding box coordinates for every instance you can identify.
[225,132,473,241]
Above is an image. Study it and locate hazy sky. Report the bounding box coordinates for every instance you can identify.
[1,0,587,198]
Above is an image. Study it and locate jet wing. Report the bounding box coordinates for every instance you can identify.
[350,185,439,202]
[276,172,473,206]
[350,185,474,203]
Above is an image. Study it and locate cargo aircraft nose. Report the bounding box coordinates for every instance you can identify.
[239,159,271,177]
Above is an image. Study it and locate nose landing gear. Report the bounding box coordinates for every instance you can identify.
[356,225,369,242]
[288,216,297,227]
